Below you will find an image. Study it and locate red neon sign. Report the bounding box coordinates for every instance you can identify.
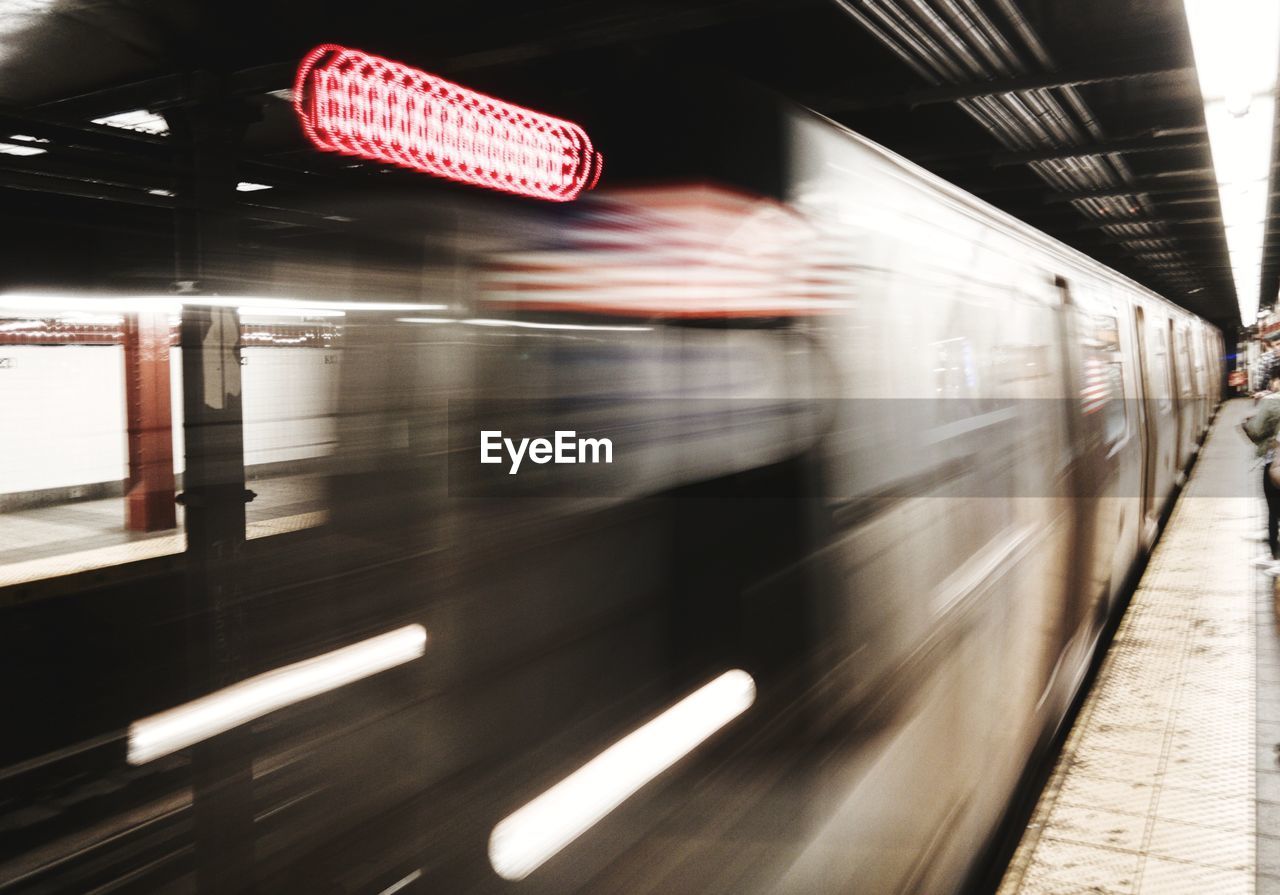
[294,44,602,202]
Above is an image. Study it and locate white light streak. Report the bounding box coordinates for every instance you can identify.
[487,669,756,881]
[220,297,445,313]
[466,318,652,332]
[0,294,182,314]
[0,293,446,316]
[1183,0,1280,321]
[236,181,273,192]
[237,306,345,319]
[127,625,427,765]
[377,870,422,895]
[394,317,653,332]
[0,140,45,156]
[91,109,169,135]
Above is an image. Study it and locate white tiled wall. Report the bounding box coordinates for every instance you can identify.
[0,345,339,496]
[169,347,340,474]
[0,346,128,494]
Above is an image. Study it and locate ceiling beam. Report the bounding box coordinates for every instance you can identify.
[1076,233,1266,248]
[907,65,1194,108]
[991,134,1208,167]
[824,63,1194,112]
[1079,217,1222,230]
[1043,181,1218,204]
[0,109,170,160]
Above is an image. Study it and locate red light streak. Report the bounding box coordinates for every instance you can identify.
[294,44,602,202]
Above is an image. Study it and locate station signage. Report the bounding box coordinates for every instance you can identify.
[293,44,602,202]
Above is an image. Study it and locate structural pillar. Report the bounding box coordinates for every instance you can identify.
[123,311,177,531]
[167,89,258,895]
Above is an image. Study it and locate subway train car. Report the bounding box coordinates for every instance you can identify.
[271,101,1222,893]
[0,94,1221,895]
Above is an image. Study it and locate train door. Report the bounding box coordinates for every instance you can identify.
[1133,305,1158,543]
[1048,276,1096,691]
[1105,297,1143,605]
[1189,322,1207,437]
[1167,318,1184,469]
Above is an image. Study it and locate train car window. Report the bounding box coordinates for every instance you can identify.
[1176,328,1192,397]
[1082,314,1127,445]
[1189,329,1203,390]
[1153,324,1173,413]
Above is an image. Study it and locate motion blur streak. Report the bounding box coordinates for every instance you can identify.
[377,869,423,895]
[487,669,757,881]
[394,316,653,330]
[0,293,446,314]
[466,318,653,332]
[126,625,427,765]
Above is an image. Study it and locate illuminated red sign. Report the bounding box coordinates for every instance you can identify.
[293,44,602,202]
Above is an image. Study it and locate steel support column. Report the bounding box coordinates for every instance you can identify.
[123,311,177,531]
[167,90,257,895]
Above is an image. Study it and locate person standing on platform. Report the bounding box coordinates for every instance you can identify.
[1244,375,1280,575]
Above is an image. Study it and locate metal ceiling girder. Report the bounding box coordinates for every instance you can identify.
[991,135,1208,167]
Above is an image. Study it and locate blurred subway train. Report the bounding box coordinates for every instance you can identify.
[0,86,1221,893]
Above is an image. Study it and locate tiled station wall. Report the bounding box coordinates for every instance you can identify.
[0,345,339,496]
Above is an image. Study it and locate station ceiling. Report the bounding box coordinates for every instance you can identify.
[0,0,1264,333]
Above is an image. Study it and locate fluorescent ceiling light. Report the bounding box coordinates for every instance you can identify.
[0,0,56,41]
[127,624,427,764]
[487,669,756,881]
[1183,0,1280,322]
[10,134,48,143]
[0,1,57,15]
[0,140,45,156]
[236,181,272,192]
[148,188,174,197]
[91,109,169,136]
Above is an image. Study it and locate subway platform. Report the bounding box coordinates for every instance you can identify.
[998,398,1274,895]
[0,473,327,593]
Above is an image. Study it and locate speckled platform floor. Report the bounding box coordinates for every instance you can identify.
[998,398,1267,895]
[0,474,327,588]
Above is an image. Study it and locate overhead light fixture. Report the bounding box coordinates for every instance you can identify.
[0,140,45,156]
[91,109,169,136]
[236,181,272,192]
[9,134,48,144]
[1182,0,1280,322]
